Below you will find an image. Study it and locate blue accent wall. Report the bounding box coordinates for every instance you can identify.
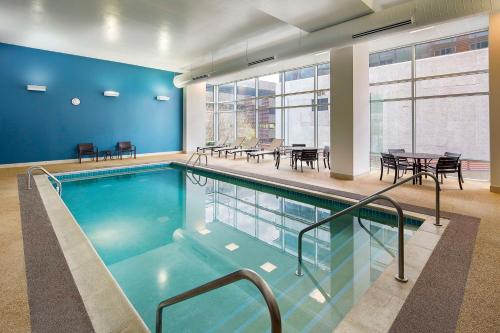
[0,43,183,164]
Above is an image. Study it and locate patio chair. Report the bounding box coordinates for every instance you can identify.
[388,149,410,174]
[213,137,245,157]
[197,136,228,155]
[117,141,136,159]
[444,152,464,183]
[226,138,259,159]
[380,153,414,184]
[321,146,331,169]
[425,156,463,190]
[246,139,283,162]
[77,143,98,163]
[288,143,306,166]
[295,149,319,172]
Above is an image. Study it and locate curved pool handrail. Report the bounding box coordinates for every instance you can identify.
[26,166,62,196]
[156,269,281,333]
[296,194,407,282]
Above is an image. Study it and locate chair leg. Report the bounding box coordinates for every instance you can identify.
[440,173,444,184]
[301,160,303,172]
[393,169,397,184]
[380,165,384,181]
[323,159,326,169]
[458,169,463,190]
[327,158,331,170]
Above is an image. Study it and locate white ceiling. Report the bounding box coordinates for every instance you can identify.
[0,0,409,72]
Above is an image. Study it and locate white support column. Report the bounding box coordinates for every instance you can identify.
[183,82,206,153]
[489,13,500,193]
[330,43,370,180]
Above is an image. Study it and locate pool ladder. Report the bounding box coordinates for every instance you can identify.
[26,166,62,196]
[156,269,281,333]
[296,171,442,282]
[186,152,208,168]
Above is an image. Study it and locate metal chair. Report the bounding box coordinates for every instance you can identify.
[426,156,463,190]
[380,153,414,184]
[295,149,319,172]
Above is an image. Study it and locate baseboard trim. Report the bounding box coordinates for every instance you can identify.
[330,171,370,180]
[490,185,500,193]
[0,151,183,169]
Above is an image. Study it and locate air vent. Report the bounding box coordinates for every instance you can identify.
[248,56,275,67]
[191,74,209,81]
[352,19,413,39]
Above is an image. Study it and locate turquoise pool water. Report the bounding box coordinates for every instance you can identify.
[59,164,420,332]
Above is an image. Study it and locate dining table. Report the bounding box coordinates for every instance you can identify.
[392,152,443,185]
[275,146,321,169]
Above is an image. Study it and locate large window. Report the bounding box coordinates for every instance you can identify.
[206,63,331,147]
[369,31,489,180]
[206,84,215,143]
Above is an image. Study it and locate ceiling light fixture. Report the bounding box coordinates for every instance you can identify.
[409,26,435,34]
[103,90,119,97]
[156,95,170,101]
[27,85,46,92]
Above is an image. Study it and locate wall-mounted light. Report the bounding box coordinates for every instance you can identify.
[103,90,119,97]
[27,85,47,92]
[156,95,170,101]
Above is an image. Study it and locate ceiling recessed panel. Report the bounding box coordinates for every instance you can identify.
[248,0,374,32]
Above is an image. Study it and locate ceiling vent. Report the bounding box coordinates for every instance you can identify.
[248,56,275,67]
[191,74,210,81]
[352,19,413,39]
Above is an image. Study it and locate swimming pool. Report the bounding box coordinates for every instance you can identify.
[57,163,421,332]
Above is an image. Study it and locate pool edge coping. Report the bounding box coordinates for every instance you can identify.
[34,175,150,333]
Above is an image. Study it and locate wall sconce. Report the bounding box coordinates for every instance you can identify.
[27,85,47,92]
[103,90,119,97]
[156,95,170,101]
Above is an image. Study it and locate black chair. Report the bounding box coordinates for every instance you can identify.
[289,144,307,166]
[295,149,319,172]
[380,153,414,184]
[117,141,136,159]
[77,143,98,163]
[444,152,464,183]
[426,156,463,190]
[321,146,331,169]
[388,149,410,174]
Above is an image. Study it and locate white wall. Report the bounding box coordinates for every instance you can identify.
[183,82,206,152]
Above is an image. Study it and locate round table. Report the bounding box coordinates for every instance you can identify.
[393,152,442,184]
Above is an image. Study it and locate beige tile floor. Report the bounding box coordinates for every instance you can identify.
[1,153,498,332]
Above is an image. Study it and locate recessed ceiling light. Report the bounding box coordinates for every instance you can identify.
[260,262,277,273]
[225,243,239,251]
[409,26,435,34]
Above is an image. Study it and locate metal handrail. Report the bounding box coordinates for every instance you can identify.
[156,269,281,333]
[296,171,442,280]
[364,171,441,226]
[186,152,208,168]
[27,166,62,196]
[296,194,407,282]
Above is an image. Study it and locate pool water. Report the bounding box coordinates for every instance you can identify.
[60,165,419,332]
